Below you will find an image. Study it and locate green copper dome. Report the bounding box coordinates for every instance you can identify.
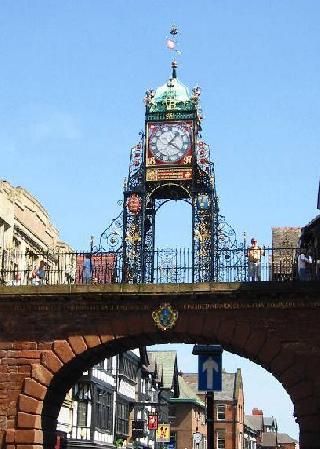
[148,77,194,113]
[145,62,196,114]
[151,77,191,109]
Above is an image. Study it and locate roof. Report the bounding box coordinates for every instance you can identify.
[153,77,190,102]
[277,433,297,444]
[181,373,198,392]
[260,432,277,447]
[244,415,263,432]
[148,72,195,113]
[147,350,177,389]
[302,214,320,232]
[264,416,277,428]
[260,432,297,447]
[301,214,320,244]
[182,369,243,402]
[215,372,237,401]
[170,375,205,408]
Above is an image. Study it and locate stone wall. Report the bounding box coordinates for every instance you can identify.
[272,227,301,248]
[0,283,319,448]
[0,180,70,252]
[271,227,302,280]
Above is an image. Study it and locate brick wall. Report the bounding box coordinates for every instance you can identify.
[0,335,118,449]
[171,403,206,449]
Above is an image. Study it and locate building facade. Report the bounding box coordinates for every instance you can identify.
[170,374,207,449]
[0,179,72,285]
[57,349,162,449]
[244,408,297,449]
[183,369,244,449]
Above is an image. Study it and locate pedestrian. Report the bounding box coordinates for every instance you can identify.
[247,238,265,281]
[297,249,312,281]
[82,254,94,284]
[31,260,46,285]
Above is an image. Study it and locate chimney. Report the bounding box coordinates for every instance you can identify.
[252,408,263,416]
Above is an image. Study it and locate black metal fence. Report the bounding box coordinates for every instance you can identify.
[0,247,318,286]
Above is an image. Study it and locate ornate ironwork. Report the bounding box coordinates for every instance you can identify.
[0,247,313,286]
[152,248,192,284]
[98,210,123,252]
[215,216,244,282]
[96,35,245,284]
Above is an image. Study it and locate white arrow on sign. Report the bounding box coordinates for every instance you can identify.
[202,356,219,389]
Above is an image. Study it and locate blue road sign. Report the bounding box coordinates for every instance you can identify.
[198,352,222,391]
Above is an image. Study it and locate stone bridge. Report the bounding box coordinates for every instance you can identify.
[0,282,319,449]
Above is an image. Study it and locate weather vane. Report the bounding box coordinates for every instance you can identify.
[166,25,182,56]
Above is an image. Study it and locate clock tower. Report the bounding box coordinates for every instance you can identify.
[122,35,219,283]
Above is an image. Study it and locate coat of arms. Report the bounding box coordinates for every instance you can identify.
[152,303,178,331]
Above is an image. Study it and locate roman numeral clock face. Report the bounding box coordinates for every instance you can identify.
[148,124,191,163]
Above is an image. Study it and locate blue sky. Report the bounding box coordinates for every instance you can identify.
[2,0,320,439]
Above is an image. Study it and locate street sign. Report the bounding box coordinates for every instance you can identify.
[192,345,223,449]
[197,351,222,391]
[148,413,158,430]
[156,424,170,442]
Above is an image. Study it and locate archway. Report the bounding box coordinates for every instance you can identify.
[1,282,320,449]
[38,331,309,449]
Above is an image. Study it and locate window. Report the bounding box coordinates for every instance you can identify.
[217,430,225,449]
[217,405,225,420]
[77,401,87,427]
[96,390,113,432]
[116,401,130,436]
[119,355,138,381]
[96,360,104,369]
[107,357,112,373]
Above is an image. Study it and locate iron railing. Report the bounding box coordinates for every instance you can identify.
[0,247,318,286]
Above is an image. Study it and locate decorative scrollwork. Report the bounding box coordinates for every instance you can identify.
[214,215,245,282]
[98,210,124,252]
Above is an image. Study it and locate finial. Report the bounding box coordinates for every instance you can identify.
[171,60,178,79]
[166,25,181,77]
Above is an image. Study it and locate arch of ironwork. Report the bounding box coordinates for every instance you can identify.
[95,199,245,283]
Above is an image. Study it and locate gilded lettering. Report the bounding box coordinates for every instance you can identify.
[147,157,156,166]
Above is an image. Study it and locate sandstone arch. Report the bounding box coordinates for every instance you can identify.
[0,282,320,448]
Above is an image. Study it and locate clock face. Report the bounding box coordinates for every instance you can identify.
[149,124,191,163]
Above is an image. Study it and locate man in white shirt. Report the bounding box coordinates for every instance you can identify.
[297,250,312,281]
[248,238,265,281]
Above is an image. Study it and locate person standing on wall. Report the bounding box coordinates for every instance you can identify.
[82,254,94,284]
[247,238,265,281]
[297,249,312,281]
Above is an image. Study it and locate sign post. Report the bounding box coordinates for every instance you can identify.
[193,345,223,449]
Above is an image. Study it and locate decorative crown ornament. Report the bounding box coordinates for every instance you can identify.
[152,302,178,331]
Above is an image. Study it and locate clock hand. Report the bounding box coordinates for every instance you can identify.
[169,141,181,152]
[168,131,180,145]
